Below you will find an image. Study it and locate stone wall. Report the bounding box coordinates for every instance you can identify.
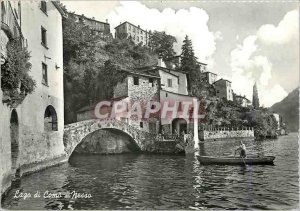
[153,141,178,154]
[113,78,128,99]
[199,129,254,141]
[121,74,160,133]
[0,103,12,196]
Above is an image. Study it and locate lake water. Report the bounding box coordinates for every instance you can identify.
[1,133,299,210]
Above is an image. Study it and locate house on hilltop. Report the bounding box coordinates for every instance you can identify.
[233,94,251,107]
[115,21,151,46]
[70,13,113,41]
[214,78,233,101]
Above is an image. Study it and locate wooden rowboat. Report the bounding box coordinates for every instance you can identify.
[197,155,275,165]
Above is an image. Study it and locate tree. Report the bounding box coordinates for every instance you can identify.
[1,38,36,106]
[63,12,99,123]
[253,82,260,109]
[180,35,212,97]
[149,31,177,61]
[181,35,198,72]
[96,60,127,99]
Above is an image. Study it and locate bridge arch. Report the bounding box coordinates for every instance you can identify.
[71,127,141,156]
[63,119,155,158]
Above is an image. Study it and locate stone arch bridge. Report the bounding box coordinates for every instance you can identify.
[63,119,157,157]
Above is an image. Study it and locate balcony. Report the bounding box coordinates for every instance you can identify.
[1,1,23,64]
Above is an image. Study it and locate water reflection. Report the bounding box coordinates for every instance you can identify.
[1,133,299,210]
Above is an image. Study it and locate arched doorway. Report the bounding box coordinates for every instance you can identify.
[172,118,187,134]
[44,105,58,131]
[10,109,19,174]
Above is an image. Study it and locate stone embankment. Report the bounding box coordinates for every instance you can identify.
[199,128,254,141]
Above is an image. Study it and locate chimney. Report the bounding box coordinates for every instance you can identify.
[106,19,108,23]
[157,58,166,68]
[138,25,140,28]
[92,17,95,20]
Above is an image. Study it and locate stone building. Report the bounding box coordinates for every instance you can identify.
[234,94,251,107]
[201,71,217,85]
[115,21,150,46]
[214,78,233,101]
[71,13,112,41]
[165,55,208,74]
[139,59,197,137]
[0,1,65,196]
[76,70,161,134]
[273,113,281,130]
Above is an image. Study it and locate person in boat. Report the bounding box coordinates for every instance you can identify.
[181,130,186,143]
[161,129,165,141]
[174,129,179,139]
[235,141,247,158]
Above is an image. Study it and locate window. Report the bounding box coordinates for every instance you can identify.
[129,25,131,30]
[41,26,47,48]
[178,102,182,111]
[167,79,172,87]
[133,76,139,85]
[140,122,143,128]
[40,1,47,14]
[149,78,154,87]
[42,63,48,85]
[44,106,58,131]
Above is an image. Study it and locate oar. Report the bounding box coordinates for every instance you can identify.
[241,156,246,166]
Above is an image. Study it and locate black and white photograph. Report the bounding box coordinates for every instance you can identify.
[0,0,299,210]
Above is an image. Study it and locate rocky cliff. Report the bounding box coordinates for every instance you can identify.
[271,87,299,132]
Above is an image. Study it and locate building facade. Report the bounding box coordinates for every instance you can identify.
[273,113,281,130]
[214,79,233,101]
[115,21,150,46]
[72,13,112,41]
[77,70,161,134]
[0,1,65,196]
[165,55,208,74]
[113,71,160,133]
[140,60,197,137]
[234,94,251,107]
[202,71,217,85]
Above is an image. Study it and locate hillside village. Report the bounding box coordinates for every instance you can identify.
[63,10,286,139]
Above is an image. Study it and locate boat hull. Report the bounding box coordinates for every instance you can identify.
[197,155,275,165]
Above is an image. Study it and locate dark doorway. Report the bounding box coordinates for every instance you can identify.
[44,105,58,131]
[172,118,187,134]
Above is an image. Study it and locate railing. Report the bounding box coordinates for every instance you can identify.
[200,126,254,131]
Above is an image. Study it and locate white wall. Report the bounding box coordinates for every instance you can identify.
[18,1,65,170]
[159,70,179,93]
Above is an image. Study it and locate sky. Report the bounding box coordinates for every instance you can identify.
[62,1,299,107]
